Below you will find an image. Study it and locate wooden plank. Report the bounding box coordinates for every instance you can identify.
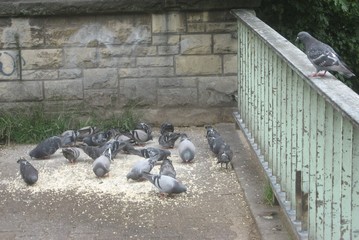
[308,89,317,238]
[323,103,334,240]
[352,127,359,239]
[341,119,352,239]
[332,110,342,240]
[280,58,287,190]
[315,96,325,239]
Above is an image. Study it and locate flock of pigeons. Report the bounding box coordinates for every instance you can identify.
[16,123,233,197]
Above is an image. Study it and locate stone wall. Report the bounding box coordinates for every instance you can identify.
[0,7,242,125]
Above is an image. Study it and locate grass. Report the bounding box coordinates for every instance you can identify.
[263,181,275,206]
[0,104,140,145]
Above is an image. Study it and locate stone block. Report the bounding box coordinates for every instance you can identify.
[187,23,206,33]
[213,34,237,53]
[84,89,118,108]
[152,12,186,33]
[136,56,173,67]
[44,100,85,113]
[22,49,63,70]
[158,88,197,107]
[0,50,19,80]
[44,79,83,100]
[22,70,58,80]
[175,55,221,75]
[0,81,43,102]
[152,34,180,45]
[1,18,44,48]
[119,67,174,78]
[84,68,118,89]
[223,54,237,74]
[119,78,157,106]
[206,23,237,33]
[99,56,136,68]
[158,77,197,88]
[158,45,179,55]
[63,47,98,68]
[180,34,212,54]
[59,69,82,79]
[132,45,157,56]
[198,76,237,106]
[100,45,133,57]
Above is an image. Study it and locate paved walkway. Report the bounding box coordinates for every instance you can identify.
[0,123,290,239]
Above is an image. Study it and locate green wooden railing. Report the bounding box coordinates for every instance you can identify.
[232,10,359,240]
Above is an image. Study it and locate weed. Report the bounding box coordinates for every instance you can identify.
[263,182,275,206]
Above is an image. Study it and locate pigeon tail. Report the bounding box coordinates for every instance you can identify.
[180,150,195,163]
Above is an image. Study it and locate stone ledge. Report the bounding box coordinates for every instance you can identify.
[0,0,261,17]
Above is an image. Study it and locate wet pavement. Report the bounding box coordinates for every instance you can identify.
[0,123,291,240]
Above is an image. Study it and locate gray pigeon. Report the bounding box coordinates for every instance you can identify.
[136,122,152,136]
[76,126,97,141]
[158,132,181,148]
[121,141,143,156]
[17,158,38,185]
[130,129,153,145]
[140,147,171,161]
[178,134,196,163]
[62,147,80,163]
[296,31,355,78]
[92,148,112,177]
[60,130,78,147]
[160,122,174,135]
[76,143,106,160]
[82,131,109,146]
[159,158,176,179]
[29,136,62,159]
[217,143,233,169]
[126,158,157,181]
[142,172,187,194]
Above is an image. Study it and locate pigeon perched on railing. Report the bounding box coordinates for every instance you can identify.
[296,31,355,78]
[29,136,62,159]
[140,147,171,161]
[178,134,196,163]
[92,148,112,177]
[126,157,157,181]
[159,158,176,179]
[142,172,187,194]
[17,158,38,185]
[159,132,181,148]
[62,147,80,163]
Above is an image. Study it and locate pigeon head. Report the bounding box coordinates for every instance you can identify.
[296,31,312,42]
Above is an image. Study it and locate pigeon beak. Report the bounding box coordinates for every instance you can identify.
[295,37,300,42]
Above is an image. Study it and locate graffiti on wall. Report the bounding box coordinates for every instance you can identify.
[0,51,25,79]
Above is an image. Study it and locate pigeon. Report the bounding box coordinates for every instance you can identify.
[217,143,233,169]
[62,147,80,163]
[126,158,157,181]
[17,158,38,185]
[105,139,127,159]
[296,31,355,78]
[29,136,62,159]
[76,143,107,160]
[130,129,153,145]
[142,172,187,194]
[208,135,226,155]
[178,134,196,163]
[205,125,221,139]
[136,122,152,136]
[121,141,143,156]
[76,126,97,141]
[92,148,112,177]
[158,132,181,148]
[82,131,109,146]
[60,130,78,147]
[160,122,174,135]
[140,147,171,161]
[159,158,176,179]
